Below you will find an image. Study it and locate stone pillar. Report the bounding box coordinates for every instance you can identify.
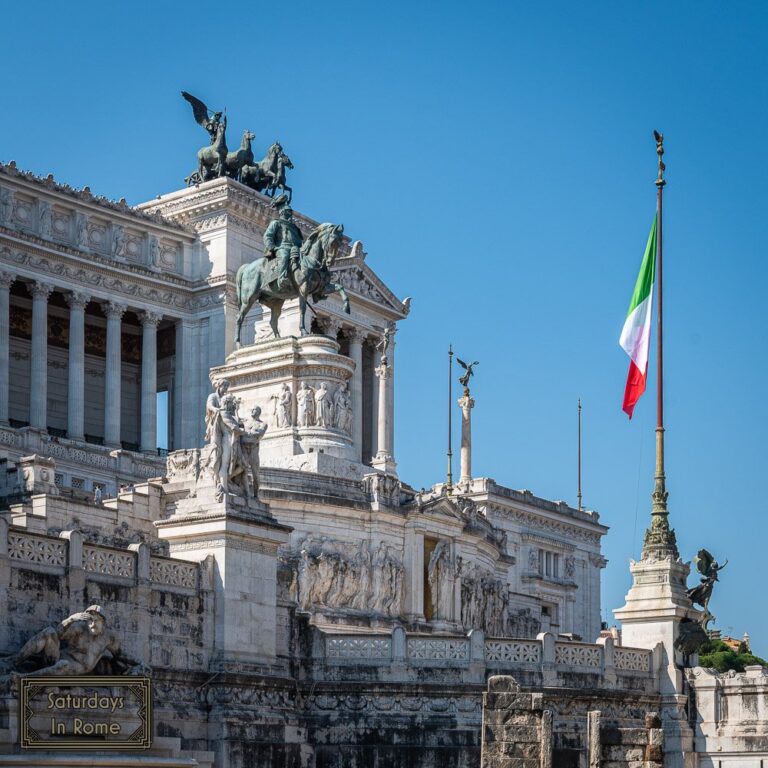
[458,391,475,487]
[0,271,15,425]
[139,310,161,453]
[369,339,380,461]
[65,291,89,441]
[386,325,397,462]
[102,301,126,448]
[347,328,364,462]
[28,281,53,431]
[174,319,197,450]
[587,710,601,768]
[371,359,396,474]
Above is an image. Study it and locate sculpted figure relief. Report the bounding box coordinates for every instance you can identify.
[149,236,161,269]
[292,538,403,617]
[297,382,315,427]
[333,382,353,432]
[38,201,52,238]
[314,382,332,427]
[1,606,148,678]
[75,213,88,249]
[427,540,451,621]
[0,187,13,225]
[112,225,126,258]
[271,383,294,428]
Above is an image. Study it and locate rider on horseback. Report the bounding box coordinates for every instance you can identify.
[263,206,303,291]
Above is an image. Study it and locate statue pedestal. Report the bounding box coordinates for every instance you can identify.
[211,335,358,475]
[156,481,291,668]
[614,554,701,768]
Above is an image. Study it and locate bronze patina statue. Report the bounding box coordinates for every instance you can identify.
[687,549,727,630]
[235,205,349,342]
[457,358,479,391]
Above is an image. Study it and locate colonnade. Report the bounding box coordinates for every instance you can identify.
[0,271,169,453]
[321,317,397,468]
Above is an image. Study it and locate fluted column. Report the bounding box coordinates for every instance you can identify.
[386,324,397,464]
[29,281,53,430]
[369,338,380,462]
[65,291,90,441]
[347,329,364,462]
[0,271,15,424]
[102,301,126,448]
[372,359,396,474]
[458,392,475,487]
[140,310,161,453]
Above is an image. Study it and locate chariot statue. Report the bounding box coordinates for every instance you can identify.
[235,203,349,343]
[182,91,293,199]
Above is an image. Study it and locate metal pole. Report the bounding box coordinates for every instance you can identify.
[447,345,453,495]
[577,398,583,511]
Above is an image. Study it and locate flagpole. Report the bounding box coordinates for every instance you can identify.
[577,399,583,511]
[447,345,454,495]
[643,130,678,558]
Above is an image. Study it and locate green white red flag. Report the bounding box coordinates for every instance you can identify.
[620,215,657,418]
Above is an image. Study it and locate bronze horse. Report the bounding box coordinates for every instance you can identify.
[240,142,294,202]
[235,222,349,343]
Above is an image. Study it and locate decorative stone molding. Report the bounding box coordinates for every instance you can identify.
[8,531,66,566]
[555,641,601,668]
[150,556,198,589]
[614,647,651,672]
[485,640,541,663]
[407,638,469,661]
[326,637,392,660]
[83,544,136,578]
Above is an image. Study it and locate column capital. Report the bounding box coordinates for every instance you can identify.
[322,316,342,337]
[65,291,91,310]
[345,327,365,345]
[139,309,162,329]
[102,300,127,320]
[0,270,15,289]
[29,281,54,300]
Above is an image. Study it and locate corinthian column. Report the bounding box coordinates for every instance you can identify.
[371,359,396,474]
[347,328,364,461]
[29,281,53,431]
[139,310,161,453]
[102,301,126,448]
[386,325,397,464]
[458,391,475,488]
[65,291,90,441]
[0,271,15,425]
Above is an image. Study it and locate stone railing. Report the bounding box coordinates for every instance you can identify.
[0,427,165,490]
[320,627,658,691]
[0,522,201,595]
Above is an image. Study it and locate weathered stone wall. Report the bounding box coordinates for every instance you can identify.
[480,675,663,768]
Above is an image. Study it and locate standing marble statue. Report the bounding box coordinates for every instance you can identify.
[112,225,126,258]
[0,188,13,225]
[149,236,161,269]
[333,382,353,432]
[205,379,231,443]
[38,201,52,238]
[314,382,332,427]
[241,405,268,498]
[271,383,294,428]
[75,213,88,249]
[210,394,248,496]
[297,382,315,427]
[428,541,451,620]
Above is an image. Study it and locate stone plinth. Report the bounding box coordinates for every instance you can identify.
[211,335,358,473]
[156,484,291,667]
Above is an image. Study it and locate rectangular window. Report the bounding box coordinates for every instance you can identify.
[156,390,169,452]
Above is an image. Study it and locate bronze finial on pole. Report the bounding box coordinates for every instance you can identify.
[446,345,454,495]
[577,399,583,511]
[642,130,679,559]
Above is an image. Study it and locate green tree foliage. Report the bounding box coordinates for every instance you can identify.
[698,640,768,673]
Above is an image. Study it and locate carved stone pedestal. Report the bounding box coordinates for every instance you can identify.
[156,484,291,668]
[211,336,359,476]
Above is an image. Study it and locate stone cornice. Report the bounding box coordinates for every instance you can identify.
[0,162,194,236]
[0,237,225,315]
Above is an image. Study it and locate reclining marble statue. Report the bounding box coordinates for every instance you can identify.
[1,605,147,678]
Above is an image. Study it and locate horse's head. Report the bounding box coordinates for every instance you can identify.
[243,130,255,144]
[301,223,345,268]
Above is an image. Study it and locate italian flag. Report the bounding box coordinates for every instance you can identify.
[620,215,657,418]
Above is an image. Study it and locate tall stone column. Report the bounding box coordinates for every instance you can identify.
[347,328,364,462]
[65,291,90,441]
[29,281,53,431]
[369,339,380,462]
[386,325,397,464]
[371,359,396,474]
[140,311,162,453]
[458,391,475,487]
[0,271,15,425]
[102,301,126,448]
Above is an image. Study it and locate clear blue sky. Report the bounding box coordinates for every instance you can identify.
[3,1,766,654]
